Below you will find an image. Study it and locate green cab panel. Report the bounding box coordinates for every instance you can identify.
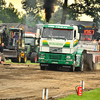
[43,24,74,29]
[75,49,84,67]
[76,49,84,55]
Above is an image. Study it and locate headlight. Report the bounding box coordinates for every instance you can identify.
[40,54,45,57]
[66,56,71,59]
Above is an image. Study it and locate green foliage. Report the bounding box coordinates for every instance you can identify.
[58,88,100,100]
[0,0,24,23]
[60,0,100,25]
[0,20,2,23]
[21,14,45,28]
[50,7,79,24]
[21,0,45,27]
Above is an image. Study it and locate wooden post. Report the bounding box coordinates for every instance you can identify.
[44,88,46,100]
[42,88,48,100]
[82,80,85,90]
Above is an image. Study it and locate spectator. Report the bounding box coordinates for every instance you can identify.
[0,43,5,64]
[0,43,4,53]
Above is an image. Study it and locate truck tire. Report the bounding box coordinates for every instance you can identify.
[37,48,40,62]
[31,52,37,63]
[70,58,75,72]
[16,53,21,63]
[21,53,27,63]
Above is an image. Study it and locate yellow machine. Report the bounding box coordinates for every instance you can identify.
[3,27,27,63]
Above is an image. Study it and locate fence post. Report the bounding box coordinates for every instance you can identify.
[42,88,48,100]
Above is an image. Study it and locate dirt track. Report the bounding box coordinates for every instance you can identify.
[0,63,100,100]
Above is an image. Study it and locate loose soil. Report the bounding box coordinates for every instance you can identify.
[0,63,100,100]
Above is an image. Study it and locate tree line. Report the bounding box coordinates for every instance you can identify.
[0,0,100,28]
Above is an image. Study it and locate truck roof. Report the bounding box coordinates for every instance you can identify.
[25,32,36,38]
[9,28,23,31]
[43,24,74,29]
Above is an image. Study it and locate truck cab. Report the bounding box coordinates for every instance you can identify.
[39,24,81,71]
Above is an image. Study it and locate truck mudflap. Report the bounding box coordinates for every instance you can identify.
[85,54,93,71]
[76,50,94,71]
[86,52,100,70]
[3,49,17,58]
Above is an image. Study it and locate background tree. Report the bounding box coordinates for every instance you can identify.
[50,7,79,24]
[0,0,24,23]
[21,0,45,27]
[61,0,100,27]
[21,0,79,25]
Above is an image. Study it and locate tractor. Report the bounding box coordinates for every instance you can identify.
[3,27,27,63]
[25,32,40,63]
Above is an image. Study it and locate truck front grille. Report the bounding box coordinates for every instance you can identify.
[49,54,61,60]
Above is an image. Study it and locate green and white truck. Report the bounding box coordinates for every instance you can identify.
[39,24,93,71]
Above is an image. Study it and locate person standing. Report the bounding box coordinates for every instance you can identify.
[0,43,5,64]
[13,33,19,44]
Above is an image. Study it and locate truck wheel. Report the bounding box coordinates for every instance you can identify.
[70,58,75,72]
[31,52,37,63]
[37,48,40,62]
[21,53,27,63]
[17,53,21,63]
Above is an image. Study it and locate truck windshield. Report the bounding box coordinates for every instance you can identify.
[42,28,73,40]
[79,29,94,41]
[25,38,35,46]
[80,34,92,41]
